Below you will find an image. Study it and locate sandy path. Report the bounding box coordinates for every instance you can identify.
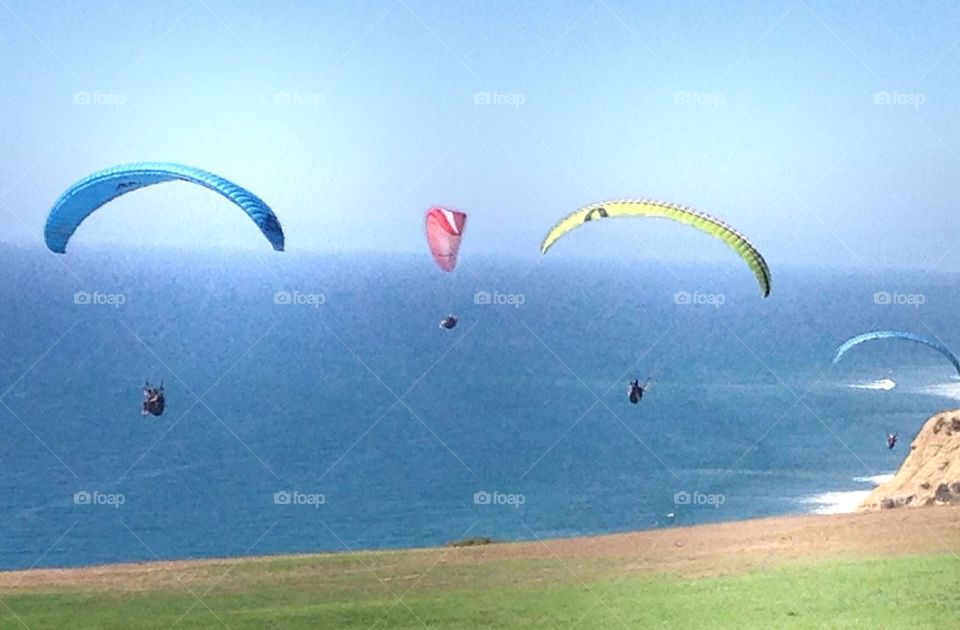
[2,507,958,591]
[447,506,960,574]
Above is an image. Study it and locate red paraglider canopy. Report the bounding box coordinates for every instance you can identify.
[425,207,467,272]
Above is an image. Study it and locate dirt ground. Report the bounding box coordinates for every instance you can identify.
[2,506,958,592]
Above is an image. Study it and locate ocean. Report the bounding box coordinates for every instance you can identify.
[1,244,957,570]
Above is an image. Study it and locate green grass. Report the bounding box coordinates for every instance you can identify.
[2,555,958,629]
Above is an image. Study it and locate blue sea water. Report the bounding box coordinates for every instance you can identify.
[1,244,958,570]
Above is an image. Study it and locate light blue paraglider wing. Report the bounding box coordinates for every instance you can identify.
[44,162,284,253]
[833,330,960,376]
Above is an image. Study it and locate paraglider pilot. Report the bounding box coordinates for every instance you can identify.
[142,381,166,417]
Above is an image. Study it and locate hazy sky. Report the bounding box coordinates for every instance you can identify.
[2,1,960,270]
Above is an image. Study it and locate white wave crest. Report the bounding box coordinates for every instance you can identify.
[847,378,896,391]
[852,473,894,485]
[800,490,872,514]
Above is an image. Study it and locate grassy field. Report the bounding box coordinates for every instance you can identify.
[2,508,958,628]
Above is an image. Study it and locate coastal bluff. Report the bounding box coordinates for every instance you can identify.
[860,409,960,511]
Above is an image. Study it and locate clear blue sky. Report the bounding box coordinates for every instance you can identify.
[1,0,959,269]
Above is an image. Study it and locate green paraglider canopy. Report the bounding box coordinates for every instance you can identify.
[540,199,771,297]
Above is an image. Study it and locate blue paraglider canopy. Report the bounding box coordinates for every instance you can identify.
[44,162,284,253]
[833,330,960,376]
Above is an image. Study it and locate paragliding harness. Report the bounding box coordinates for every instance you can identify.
[887,433,898,450]
[627,379,648,404]
[142,381,166,417]
[439,315,458,330]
